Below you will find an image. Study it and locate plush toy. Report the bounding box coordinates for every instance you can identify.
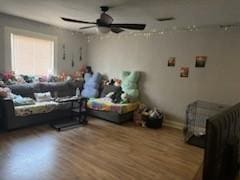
[107,79,115,85]
[0,88,7,98]
[0,81,5,87]
[104,78,121,86]
[111,87,122,103]
[0,87,11,98]
[101,77,127,103]
[114,79,121,87]
[21,75,35,83]
[103,80,109,86]
[81,72,102,98]
[15,75,26,84]
[38,75,48,82]
[1,71,17,85]
[66,76,72,81]
[121,71,140,102]
[108,89,129,104]
[59,72,67,81]
[2,71,15,81]
[120,93,128,104]
[133,103,148,126]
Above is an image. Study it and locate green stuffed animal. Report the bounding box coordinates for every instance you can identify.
[121,71,140,102]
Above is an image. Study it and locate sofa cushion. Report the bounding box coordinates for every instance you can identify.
[8,83,41,98]
[34,92,52,102]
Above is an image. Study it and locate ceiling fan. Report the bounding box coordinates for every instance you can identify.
[61,6,146,34]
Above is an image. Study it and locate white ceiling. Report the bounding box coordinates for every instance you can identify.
[0,0,239,33]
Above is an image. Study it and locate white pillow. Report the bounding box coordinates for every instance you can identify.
[34,92,52,102]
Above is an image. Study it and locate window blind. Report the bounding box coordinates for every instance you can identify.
[11,34,54,75]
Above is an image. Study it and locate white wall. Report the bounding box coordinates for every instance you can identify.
[0,13,87,74]
[87,31,240,123]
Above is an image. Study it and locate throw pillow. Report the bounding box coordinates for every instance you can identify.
[34,92,52,102]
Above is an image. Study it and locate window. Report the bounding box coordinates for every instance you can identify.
[11,34,54,75]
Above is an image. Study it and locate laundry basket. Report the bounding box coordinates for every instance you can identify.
[184,100,228,148]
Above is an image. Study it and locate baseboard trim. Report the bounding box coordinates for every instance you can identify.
[163,119,184,130]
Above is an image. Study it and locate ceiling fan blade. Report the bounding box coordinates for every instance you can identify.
[111,27,124,33]
[111,24,146,30]
[61,17,96,24]
[79,26,96,30]
[157,17,175,22]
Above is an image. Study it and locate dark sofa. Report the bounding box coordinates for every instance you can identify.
[0,80,83,130]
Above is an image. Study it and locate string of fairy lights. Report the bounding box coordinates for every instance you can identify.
[86,24,240,43]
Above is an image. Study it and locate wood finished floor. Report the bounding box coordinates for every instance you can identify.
[0,118,203,180]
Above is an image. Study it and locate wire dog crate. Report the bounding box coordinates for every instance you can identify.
[184,100,229,148]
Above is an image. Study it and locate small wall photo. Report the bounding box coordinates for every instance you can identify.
[195,56,207,68]
[168,57,176,67]
[180,67,189,78]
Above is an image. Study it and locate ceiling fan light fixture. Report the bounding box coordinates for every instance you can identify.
[62,6,146,34]
[98,26,110,33]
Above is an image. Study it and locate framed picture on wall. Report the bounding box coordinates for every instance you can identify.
[180,67,189,78]
[168,57,176,67]
[195,56,207,68]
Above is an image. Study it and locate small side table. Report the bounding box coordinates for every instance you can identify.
[51,96,88,131]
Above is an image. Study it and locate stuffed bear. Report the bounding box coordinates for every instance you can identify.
[81,72,102,98]
[121,71,140,102]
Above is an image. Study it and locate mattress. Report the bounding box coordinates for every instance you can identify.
[87,98,139,114]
